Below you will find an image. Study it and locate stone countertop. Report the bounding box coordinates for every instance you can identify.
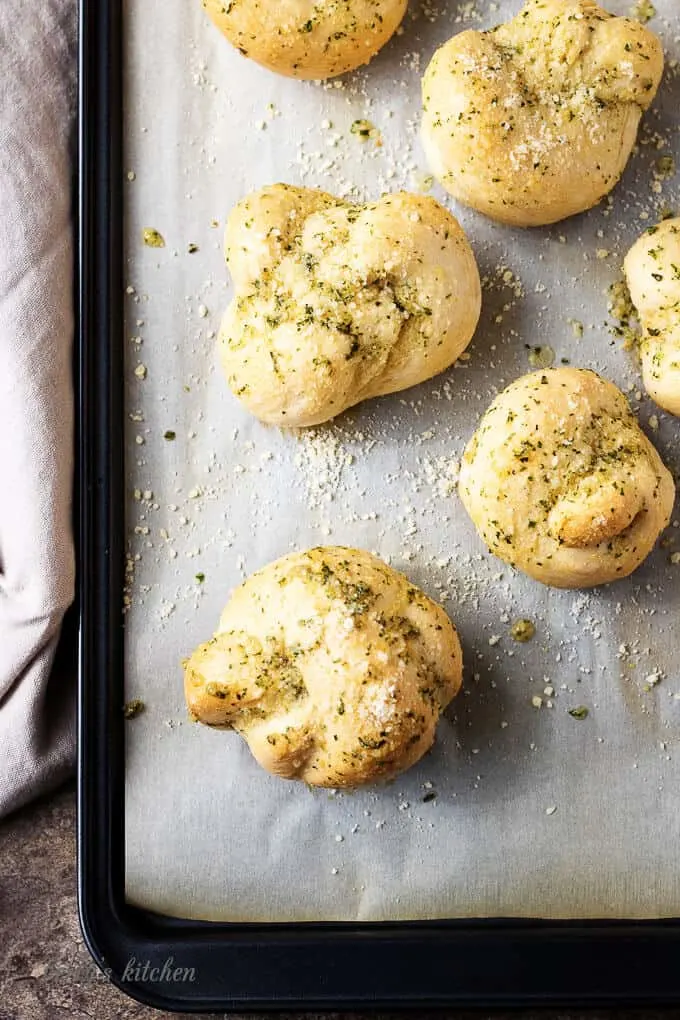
[0,782,678,1020]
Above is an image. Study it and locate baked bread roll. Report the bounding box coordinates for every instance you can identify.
[624,219,680,417]
[219,184,481,427]
[201,0,406,80]
[459,368,675,588]
[184,547,463,788]
[421,0,663,227]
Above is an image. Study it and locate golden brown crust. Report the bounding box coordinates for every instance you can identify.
[458,368,675,588]
[625,218,680,417]
[201,0,406,79]
[219,184,481,427]
[421,0,663,226]
[184,547,463,787]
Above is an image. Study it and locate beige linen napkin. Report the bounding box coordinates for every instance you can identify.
[0,0,76,816]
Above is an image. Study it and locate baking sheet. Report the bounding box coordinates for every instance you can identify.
[123,0,680,922]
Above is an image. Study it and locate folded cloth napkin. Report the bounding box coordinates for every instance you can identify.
[0,0,76,817]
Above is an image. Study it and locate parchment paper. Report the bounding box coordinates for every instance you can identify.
[123,0,680,922]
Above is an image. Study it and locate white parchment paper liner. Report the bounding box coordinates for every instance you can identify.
[123,0,680,921]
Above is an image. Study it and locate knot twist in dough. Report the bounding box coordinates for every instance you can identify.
[625,218,680,417]
[421,0,663,226]
[459,367,675,588]
[184,547,463,787]
[201,0,406,79]
[219,184,481,426]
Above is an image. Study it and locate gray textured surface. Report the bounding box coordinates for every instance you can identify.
[0,781,679,1019]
